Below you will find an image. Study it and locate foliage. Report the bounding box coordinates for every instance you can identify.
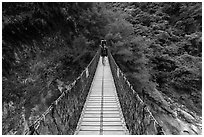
[101,2,202,134]
[102,2,202,116]
[2,2,107,134]
[2,2,202,135]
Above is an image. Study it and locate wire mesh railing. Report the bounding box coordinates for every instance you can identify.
[108,50,165,135]
[24,49,101,135]
[24,47,165,135]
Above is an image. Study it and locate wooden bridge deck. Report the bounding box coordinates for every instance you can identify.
[75,57,129,135]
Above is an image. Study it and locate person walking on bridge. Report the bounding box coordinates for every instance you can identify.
[100,40,108,65]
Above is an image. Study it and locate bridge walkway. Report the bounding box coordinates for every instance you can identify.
[75,56,129,135]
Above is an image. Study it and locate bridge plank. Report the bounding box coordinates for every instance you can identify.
[77,131,100,135]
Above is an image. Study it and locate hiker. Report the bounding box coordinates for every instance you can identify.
[100,40,108,65]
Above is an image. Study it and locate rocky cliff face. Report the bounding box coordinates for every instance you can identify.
[152,94,202,135]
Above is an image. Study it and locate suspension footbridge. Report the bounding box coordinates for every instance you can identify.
[24,48,165,135]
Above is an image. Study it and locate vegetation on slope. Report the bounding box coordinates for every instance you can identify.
[2,2,107,134]
[101,2,202,134]
[2,2,202,135]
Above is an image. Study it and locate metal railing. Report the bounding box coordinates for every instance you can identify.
[108,50,165,135]
[24,49,101,135]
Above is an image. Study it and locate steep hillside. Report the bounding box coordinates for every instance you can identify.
[2,2,107,134]
[2,2,202,135]
[101,2,202,135]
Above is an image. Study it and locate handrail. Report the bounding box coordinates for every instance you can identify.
[24,49,101,135]
[108,49,165,135]
[24,46,166,135]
